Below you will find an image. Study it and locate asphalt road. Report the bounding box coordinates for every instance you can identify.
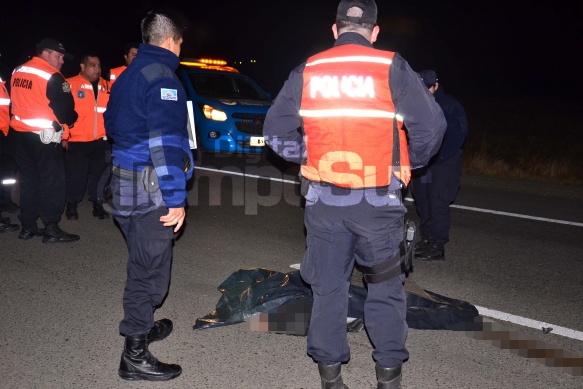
[1,152,582,389]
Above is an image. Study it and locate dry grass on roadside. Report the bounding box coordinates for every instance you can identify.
[462,136,583,185]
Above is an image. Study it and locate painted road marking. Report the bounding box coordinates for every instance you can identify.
[196,167,583,227]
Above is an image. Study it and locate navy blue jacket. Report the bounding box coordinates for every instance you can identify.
[104,43,194,208]
[431,86,468,164]
[263,32,446,174]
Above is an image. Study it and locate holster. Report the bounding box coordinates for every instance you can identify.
[362,220,416,284]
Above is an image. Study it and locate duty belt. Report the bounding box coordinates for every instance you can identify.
[112,165,143,181]
[112,165,160,194]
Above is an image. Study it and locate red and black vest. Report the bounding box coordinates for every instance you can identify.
[300,44,410,188]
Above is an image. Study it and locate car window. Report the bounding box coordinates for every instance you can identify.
[188,73,270,101]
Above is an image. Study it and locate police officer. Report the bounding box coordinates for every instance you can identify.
[9,38,79,243]
[104,10,193,381]
[263,1,446,388]
[64,54,110,220]
[108,42,139,88]
[0,74,19,233]
[411,70,469,261]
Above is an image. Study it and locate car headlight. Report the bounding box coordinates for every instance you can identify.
[200,104,227,121]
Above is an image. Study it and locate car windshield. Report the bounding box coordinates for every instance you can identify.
[188,73,270,101]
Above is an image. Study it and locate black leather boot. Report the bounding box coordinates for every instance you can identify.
[376,363,402,389]
[42,223,80,244]
[415,239,445,261]
[147,318,173,344]
[92,201,109,219]
[0,217,19,233]
[65,202,78,220]
[118,335,182,381]
[318,363,348,389]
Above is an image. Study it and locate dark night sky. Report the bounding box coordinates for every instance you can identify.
[1,0,582,102]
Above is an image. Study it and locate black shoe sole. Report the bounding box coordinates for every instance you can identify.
[66,215,78,220]
[118,369,182,381]
[0,226,20,233]
[42,236,81,244]
[415,256,445,262]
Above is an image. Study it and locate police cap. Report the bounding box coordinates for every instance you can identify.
[36,38,74,60]
[419,70,438,88]
[336,0,377,24]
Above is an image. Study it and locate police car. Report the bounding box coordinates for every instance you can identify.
[176,59,271,160]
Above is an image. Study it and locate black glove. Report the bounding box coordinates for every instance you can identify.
[51,121,63,132]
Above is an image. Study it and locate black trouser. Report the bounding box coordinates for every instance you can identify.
[8,130,65,230]
[301,183,408,368]
[410,151,462,243]
[111,171,175,336]
[65,139,111,203]
[0,131,18,205]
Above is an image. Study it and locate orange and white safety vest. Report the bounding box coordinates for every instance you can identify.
[65,74,109,142]
[9,57,63,133]
[300,44,411,188]
[108,66,126,88]
[0,77,9,136]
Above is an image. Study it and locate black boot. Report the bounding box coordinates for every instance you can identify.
[118,335,182,381]
[415,239,445,261]
[65,202,78,220]
[414,235,434,252]
[18,227,44,240]
[147,318,173,344]
[318,363,348,389]
[92,200,109,219]
[376,363,402,389]
[42,223,80,244]
[0,216,19,233]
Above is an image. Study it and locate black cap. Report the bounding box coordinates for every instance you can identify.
[419,70,438,88]
[36,38,73,60]
[336,0,377,24]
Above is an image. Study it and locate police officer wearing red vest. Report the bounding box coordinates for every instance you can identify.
[263,1,446,388]
[64,54,111,220]
[8,38,79,243]
[108,42,139,89]
[0,75,20,233]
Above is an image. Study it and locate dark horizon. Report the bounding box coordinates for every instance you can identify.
[1,1,582,113]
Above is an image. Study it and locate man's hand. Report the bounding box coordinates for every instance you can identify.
[160,207,186,232]
[61,140,68,150]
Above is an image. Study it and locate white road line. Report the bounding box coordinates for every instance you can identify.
[196,167,582,227]
[475,305,583,341]
[196,166,298,185]
[404,197,583,227]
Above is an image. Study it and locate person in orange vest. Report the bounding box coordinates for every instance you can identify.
[0,74,20,233]
[8,38,79,243]
[108,42,139,89]
[64,54,111,220]
[263,1,446,388]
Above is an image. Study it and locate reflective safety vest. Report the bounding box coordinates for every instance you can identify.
[299,44,411,188]
[9,57,63,133]
[108,66,126,88]
[0,77,9,136]
[65,74,109,142]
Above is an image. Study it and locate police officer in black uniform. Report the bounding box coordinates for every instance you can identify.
[411,70,469,261]
[263,1,446,388]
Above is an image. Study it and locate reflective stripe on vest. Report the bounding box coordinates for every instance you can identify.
[13,115,53,130]
[13,66,52,80]
[0,98,9,106]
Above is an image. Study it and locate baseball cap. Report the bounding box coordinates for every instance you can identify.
[419,70,438,88]
[36,38,73,60]
[336,0,377,24]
